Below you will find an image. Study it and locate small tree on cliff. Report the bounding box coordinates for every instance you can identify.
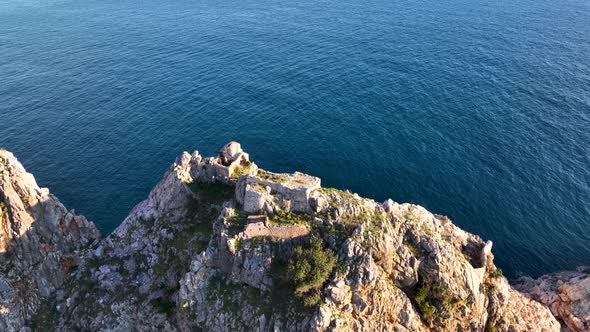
[286,235,336,295]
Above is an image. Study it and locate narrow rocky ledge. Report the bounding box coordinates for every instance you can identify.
[0,143,585,331]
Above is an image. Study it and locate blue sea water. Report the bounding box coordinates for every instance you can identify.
[1,0,589,277]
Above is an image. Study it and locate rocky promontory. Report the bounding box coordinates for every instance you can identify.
[0,143,586,331]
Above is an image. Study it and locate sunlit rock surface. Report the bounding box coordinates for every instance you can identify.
[0,150,100,331]
[514,266,590,332]
[0,143,575,331]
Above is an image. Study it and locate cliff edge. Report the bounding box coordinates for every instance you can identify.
[0,149,100,330]
[0,143,584,331]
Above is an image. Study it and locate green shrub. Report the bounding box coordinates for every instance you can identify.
[286,236,336,293]
[226,213,249,237]
[269,236,336,311]
[419,301,436,319]
[269,210,311,226]
[413,286,428,303]
[489,268,503,278]
[188,181,234,204]
[411,286,436,320]
[485,281,497,295]
[301,288,322,307]
[404,238,421,257]
[231,161,253,178]
[485,320,498,332]
[257,169,287,182]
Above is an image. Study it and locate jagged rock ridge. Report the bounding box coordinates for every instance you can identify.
[0,143,584,331]
[0,149,100,331]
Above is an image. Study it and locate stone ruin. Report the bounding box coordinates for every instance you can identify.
[216,142,252,176]
[235,170,321,213]
[189,141,259,182]
[187,141,322,215]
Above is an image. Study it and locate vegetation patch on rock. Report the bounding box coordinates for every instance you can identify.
[271,235,336,308]
[410,282,462,328]
[268,210,312,226]
[188,180,234,204]
[231,160,253,178]
[257,169,287,183]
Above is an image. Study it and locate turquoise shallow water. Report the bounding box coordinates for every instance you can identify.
[1,0,589,277]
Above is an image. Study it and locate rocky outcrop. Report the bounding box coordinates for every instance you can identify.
[0,143,580,331]
[0,150,100,331]
[513,266,590,332]
[176,144,561,332]
[52,149,230,331]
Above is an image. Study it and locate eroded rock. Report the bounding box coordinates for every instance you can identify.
[0,150,100,331]
[513,266,590,332]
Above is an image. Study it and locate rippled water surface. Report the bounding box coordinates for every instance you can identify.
[1,0,589,277]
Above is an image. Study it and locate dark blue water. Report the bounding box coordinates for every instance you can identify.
[1,0,589,277]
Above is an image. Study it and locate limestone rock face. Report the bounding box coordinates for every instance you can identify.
[0,143,577,331]
[52,150,219,331]
[513,267,590,332]
[0,150,100,331]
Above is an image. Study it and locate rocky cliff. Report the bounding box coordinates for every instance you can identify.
[0,149,100,331]
[513,267,590,332]
[0,143,586,331]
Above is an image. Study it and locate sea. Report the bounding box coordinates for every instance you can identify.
[1,0,589,277]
